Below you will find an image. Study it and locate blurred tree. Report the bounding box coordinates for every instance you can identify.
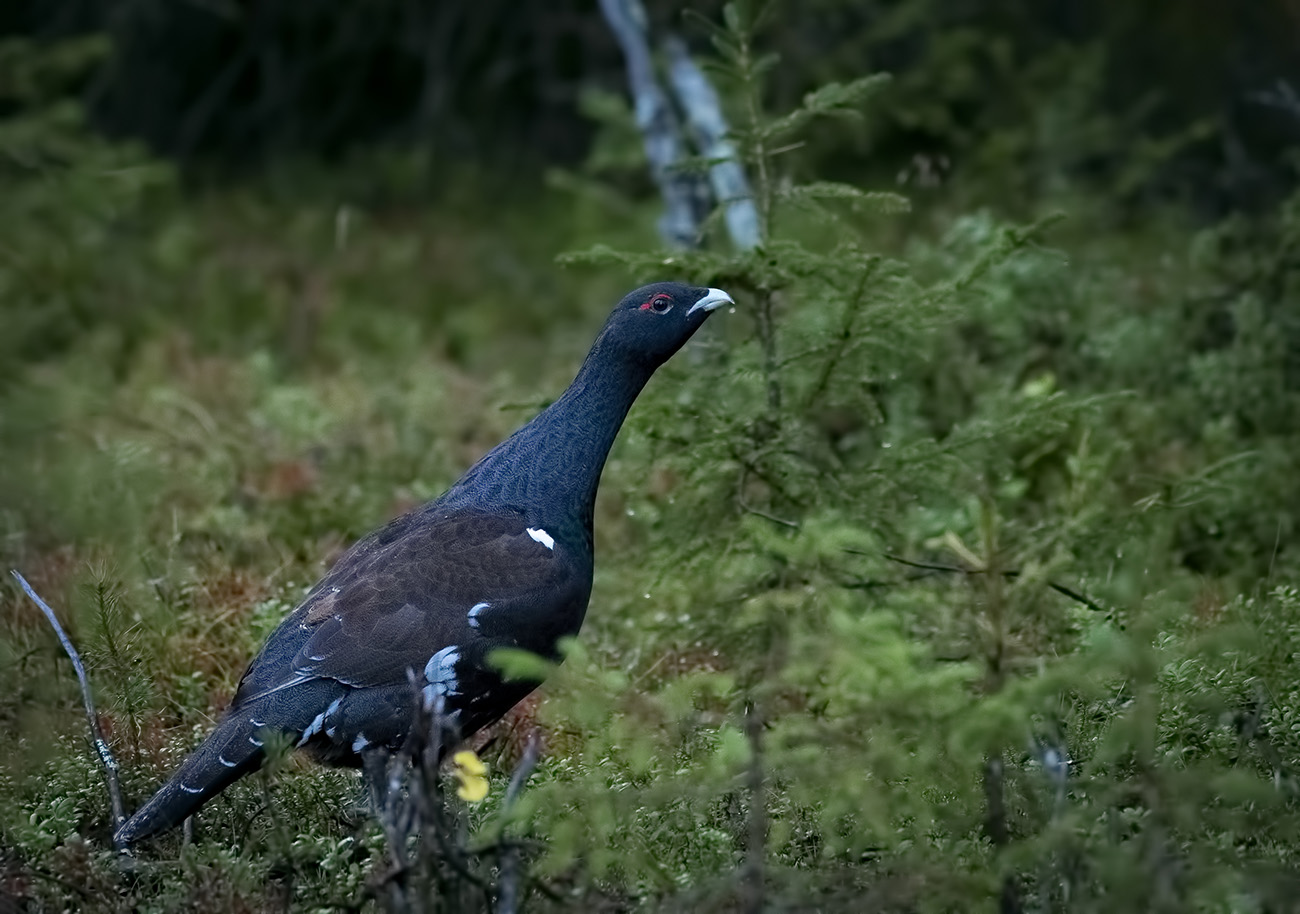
[1,0,1296,205]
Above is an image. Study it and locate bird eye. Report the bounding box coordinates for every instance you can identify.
[650,295,672,313]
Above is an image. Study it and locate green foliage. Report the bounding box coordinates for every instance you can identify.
[540,5,1300,910]
[0,37,175,382]
[747,0,1283,208]
[3,5,1300,913]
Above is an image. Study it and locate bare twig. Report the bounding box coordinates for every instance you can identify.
[740,701,766,914]
[984,756,1022,914]
[735,465,799,529]
[738,496,799,529]
[842,550,1109,613]
[504,731,542,810]
[10,569,126,834]
[366,674,550,912]
[498,731,542,914]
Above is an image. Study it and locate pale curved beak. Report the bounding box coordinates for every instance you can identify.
[688,288,734,316]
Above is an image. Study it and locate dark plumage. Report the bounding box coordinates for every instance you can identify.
[114,281,732,847]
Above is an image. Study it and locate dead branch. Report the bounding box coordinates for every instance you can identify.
[10,569,126,834]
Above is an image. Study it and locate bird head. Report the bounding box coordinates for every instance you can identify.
[599,281,734,367]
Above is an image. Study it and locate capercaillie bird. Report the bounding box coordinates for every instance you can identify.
[114,281,733,847]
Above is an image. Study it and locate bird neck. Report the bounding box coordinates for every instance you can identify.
[443,332,654,541]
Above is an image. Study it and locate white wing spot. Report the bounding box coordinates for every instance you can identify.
[298,696,344,746]
[297,696,338,748]
[422,646,461,708]
[467,602,491,630]
[218,752,238,768]
[526,527,555,550]
[249,717,265,728]
[331,586,341,594]
[249,735,264,748]
[297,717,322,746]
[352,733,370,752]
[179,782,203,795]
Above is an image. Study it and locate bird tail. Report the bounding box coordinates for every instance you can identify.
[114,715,264,847]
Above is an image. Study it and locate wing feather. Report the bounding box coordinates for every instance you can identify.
[231,508,588,707]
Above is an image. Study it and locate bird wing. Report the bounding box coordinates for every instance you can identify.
[232,507,589,706]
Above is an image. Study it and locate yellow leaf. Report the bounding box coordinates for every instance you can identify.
[453,750,489,802]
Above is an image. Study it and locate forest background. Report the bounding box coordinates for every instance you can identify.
[3,1,1300,911]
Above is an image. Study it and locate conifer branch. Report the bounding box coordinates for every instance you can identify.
[10,569,126,834]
